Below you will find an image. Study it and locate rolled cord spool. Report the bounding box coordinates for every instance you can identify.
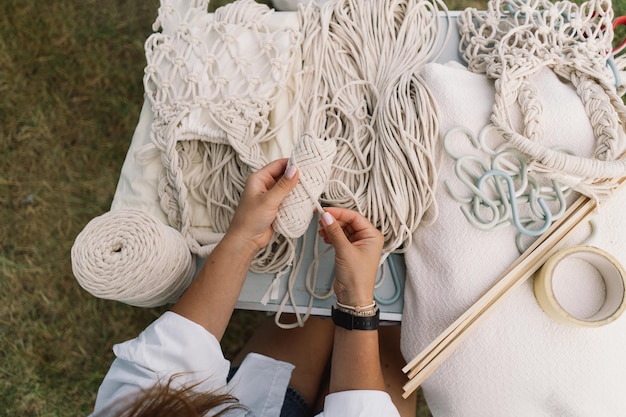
[534,245,626,327]
[71,209,197,307]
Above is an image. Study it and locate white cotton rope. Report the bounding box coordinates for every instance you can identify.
[269,0,451,328]
[71,209,196,307]
[297,0,448,259]
[458,0,626,200]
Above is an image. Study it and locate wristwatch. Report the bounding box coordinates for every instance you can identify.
[331,306,380,330]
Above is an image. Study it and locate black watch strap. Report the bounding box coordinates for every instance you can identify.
[331,306,380,330]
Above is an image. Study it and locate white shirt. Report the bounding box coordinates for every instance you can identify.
[91,312,400,417]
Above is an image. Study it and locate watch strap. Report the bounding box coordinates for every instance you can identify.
[331,306,380,330]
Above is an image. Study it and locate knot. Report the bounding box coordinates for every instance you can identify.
[174,56,186,68]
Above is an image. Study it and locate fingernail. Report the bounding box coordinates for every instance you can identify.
[285,165,297,179]
[322,211,334,226]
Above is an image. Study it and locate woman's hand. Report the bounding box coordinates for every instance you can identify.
[320,208,388,396]
[173,159,298,339]
[228,158,299,255]
[318,208,384,307]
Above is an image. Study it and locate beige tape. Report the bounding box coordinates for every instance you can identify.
[534,245,626,327]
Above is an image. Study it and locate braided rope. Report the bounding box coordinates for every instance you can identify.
[71,209,196,307]
[273,133,337,238]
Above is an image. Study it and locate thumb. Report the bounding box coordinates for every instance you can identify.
[320,211,350,249]
[266,164,299,206]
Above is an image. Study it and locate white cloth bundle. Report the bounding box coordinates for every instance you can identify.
[400,61,626,416]
[71,209,196,307]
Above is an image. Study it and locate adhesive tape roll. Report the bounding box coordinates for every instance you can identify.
[534,246,626,327]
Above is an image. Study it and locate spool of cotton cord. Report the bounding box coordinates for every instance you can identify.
[71,209,196,307]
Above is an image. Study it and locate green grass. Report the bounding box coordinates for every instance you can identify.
[2,0,626,415]
[0,1,259,414]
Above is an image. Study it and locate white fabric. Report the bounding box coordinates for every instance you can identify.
[320,390,401,417]
[400,61,626,416]
[111,101,168,223]
[91,311,398,417]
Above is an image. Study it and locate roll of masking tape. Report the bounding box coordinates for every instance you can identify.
[534,246,626,327]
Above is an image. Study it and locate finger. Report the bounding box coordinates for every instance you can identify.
[264,163,299,207]
[252,158,290,189]
[318,227,331,243]
[318,230,331,245]
[320,211,351,248]
[322,207,372,235]
[324,207,384,248]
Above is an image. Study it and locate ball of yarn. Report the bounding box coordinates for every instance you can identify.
[71,209,196,307]
[273,133,337,238]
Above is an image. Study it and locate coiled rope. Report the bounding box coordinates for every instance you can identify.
[71,209,196,307]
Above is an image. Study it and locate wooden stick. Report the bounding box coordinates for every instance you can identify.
[402,194,597,398]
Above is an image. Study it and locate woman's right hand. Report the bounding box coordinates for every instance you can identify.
[318,208,384,307]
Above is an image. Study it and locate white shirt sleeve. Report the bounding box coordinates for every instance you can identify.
[91,311,231,416]
[316,390,401,417]
[90,311,399,417]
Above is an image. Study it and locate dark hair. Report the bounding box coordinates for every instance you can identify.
[99,374,246,417]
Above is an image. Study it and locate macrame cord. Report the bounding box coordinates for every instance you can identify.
[298,0,448,256]
[71,209,196,307]
[273,133,337,238]
[267,0,450,327]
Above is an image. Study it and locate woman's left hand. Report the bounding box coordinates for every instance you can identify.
[227,158,299,253]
